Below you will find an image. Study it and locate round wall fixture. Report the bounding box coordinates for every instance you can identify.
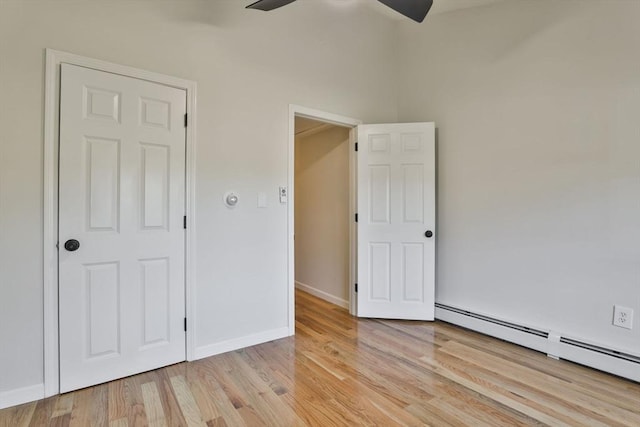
[224,191,239,208]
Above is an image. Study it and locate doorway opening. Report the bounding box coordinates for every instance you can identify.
[294,117,351,309]
[287,106,361,332]
[288,108,437,330]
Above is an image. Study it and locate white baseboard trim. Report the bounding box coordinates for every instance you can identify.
[295,281,349,309]
[436,304,640,383]
[193,327,291,360]
[0,383,44,410]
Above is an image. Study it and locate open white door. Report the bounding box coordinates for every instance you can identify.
[58,64,187,392]
[357,123,435,320]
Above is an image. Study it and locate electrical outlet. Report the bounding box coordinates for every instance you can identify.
[612,305,634,330]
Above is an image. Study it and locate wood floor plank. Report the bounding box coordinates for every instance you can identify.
[169,375,206,427]
[205,417,228,427]
[150,369,188,427]
[0,401,36,427]
[27,397,58,427]
[49,413,71,427]
[187,375,221,424]
[237,346,289,396]
[51,394,74,419]
[122,375,148,427]
[68,387,93,427]
[141,382,167,427]
[216,352,302,427]
[189,362,246,427]
[108,418,128,427]
[430,376,546,427]
[419,354,573,426]
[2,289,639,426]
[404,401,462,427]
[435,350,621,427]
[89,385,109,427]
[439,341,640,426]
[107,380,127,422]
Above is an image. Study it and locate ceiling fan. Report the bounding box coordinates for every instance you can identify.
[246,0,434,23]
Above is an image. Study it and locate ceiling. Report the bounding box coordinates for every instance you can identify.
[294,117,326,134]
[429,0,504,15]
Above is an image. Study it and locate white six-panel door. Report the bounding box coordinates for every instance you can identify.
[357,123,436,320]
[59,63,187,392]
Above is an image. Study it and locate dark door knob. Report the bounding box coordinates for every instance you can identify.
[425,230,433,238]
[64,239,80,252]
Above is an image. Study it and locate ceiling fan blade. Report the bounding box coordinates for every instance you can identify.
[377,0,433,23]
[246,0,298,11]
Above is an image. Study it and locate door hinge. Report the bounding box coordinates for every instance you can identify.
[355,283,358,293]
[183,215,187,229]
[184,113,188,128]
[184,317,187,332]
[355,142,358,151]
[355,213,358,223]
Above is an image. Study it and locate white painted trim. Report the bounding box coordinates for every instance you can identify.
[293,105,363,129]
[184,71,198,365]
[436,306,640,382]
[0,384,44,410]
[348,128,358,316]
[193,327,290,360]
[43,49,198,397]
[295,281,349,309]
[288,107,296,336]
[43,49,59,399]
[288,105,362,334]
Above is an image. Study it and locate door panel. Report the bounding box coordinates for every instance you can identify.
[369,242,391,301]
[86,137,120,231]
[357,123,435,320]
[85,262,120,358]
[402,164,424,223]
[140,143,170,229]
[369,165,391,224]
[59,63,186,392]
[140,257,170,347]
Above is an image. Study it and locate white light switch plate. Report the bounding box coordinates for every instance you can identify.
[279,186,287,204]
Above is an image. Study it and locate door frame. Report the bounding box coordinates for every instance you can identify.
[43,49,198,397]
[287,105,361,332]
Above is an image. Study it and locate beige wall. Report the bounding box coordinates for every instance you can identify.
[295,125,351,305]
[398,0,640,355]
[0,0,398,397]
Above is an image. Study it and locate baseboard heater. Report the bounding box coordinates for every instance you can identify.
[558,337,640,364]
[435,303,549,338]
[435,303,640,383]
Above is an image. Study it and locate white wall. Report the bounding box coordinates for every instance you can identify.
[398,0,640,355]
[0,0,398,398]
[4,0,638,404]
[295,125,351,306]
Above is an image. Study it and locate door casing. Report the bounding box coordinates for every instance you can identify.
[43,49,198,397]
[287,105,361,331]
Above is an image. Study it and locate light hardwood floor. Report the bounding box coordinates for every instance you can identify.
[2,290,639,426]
